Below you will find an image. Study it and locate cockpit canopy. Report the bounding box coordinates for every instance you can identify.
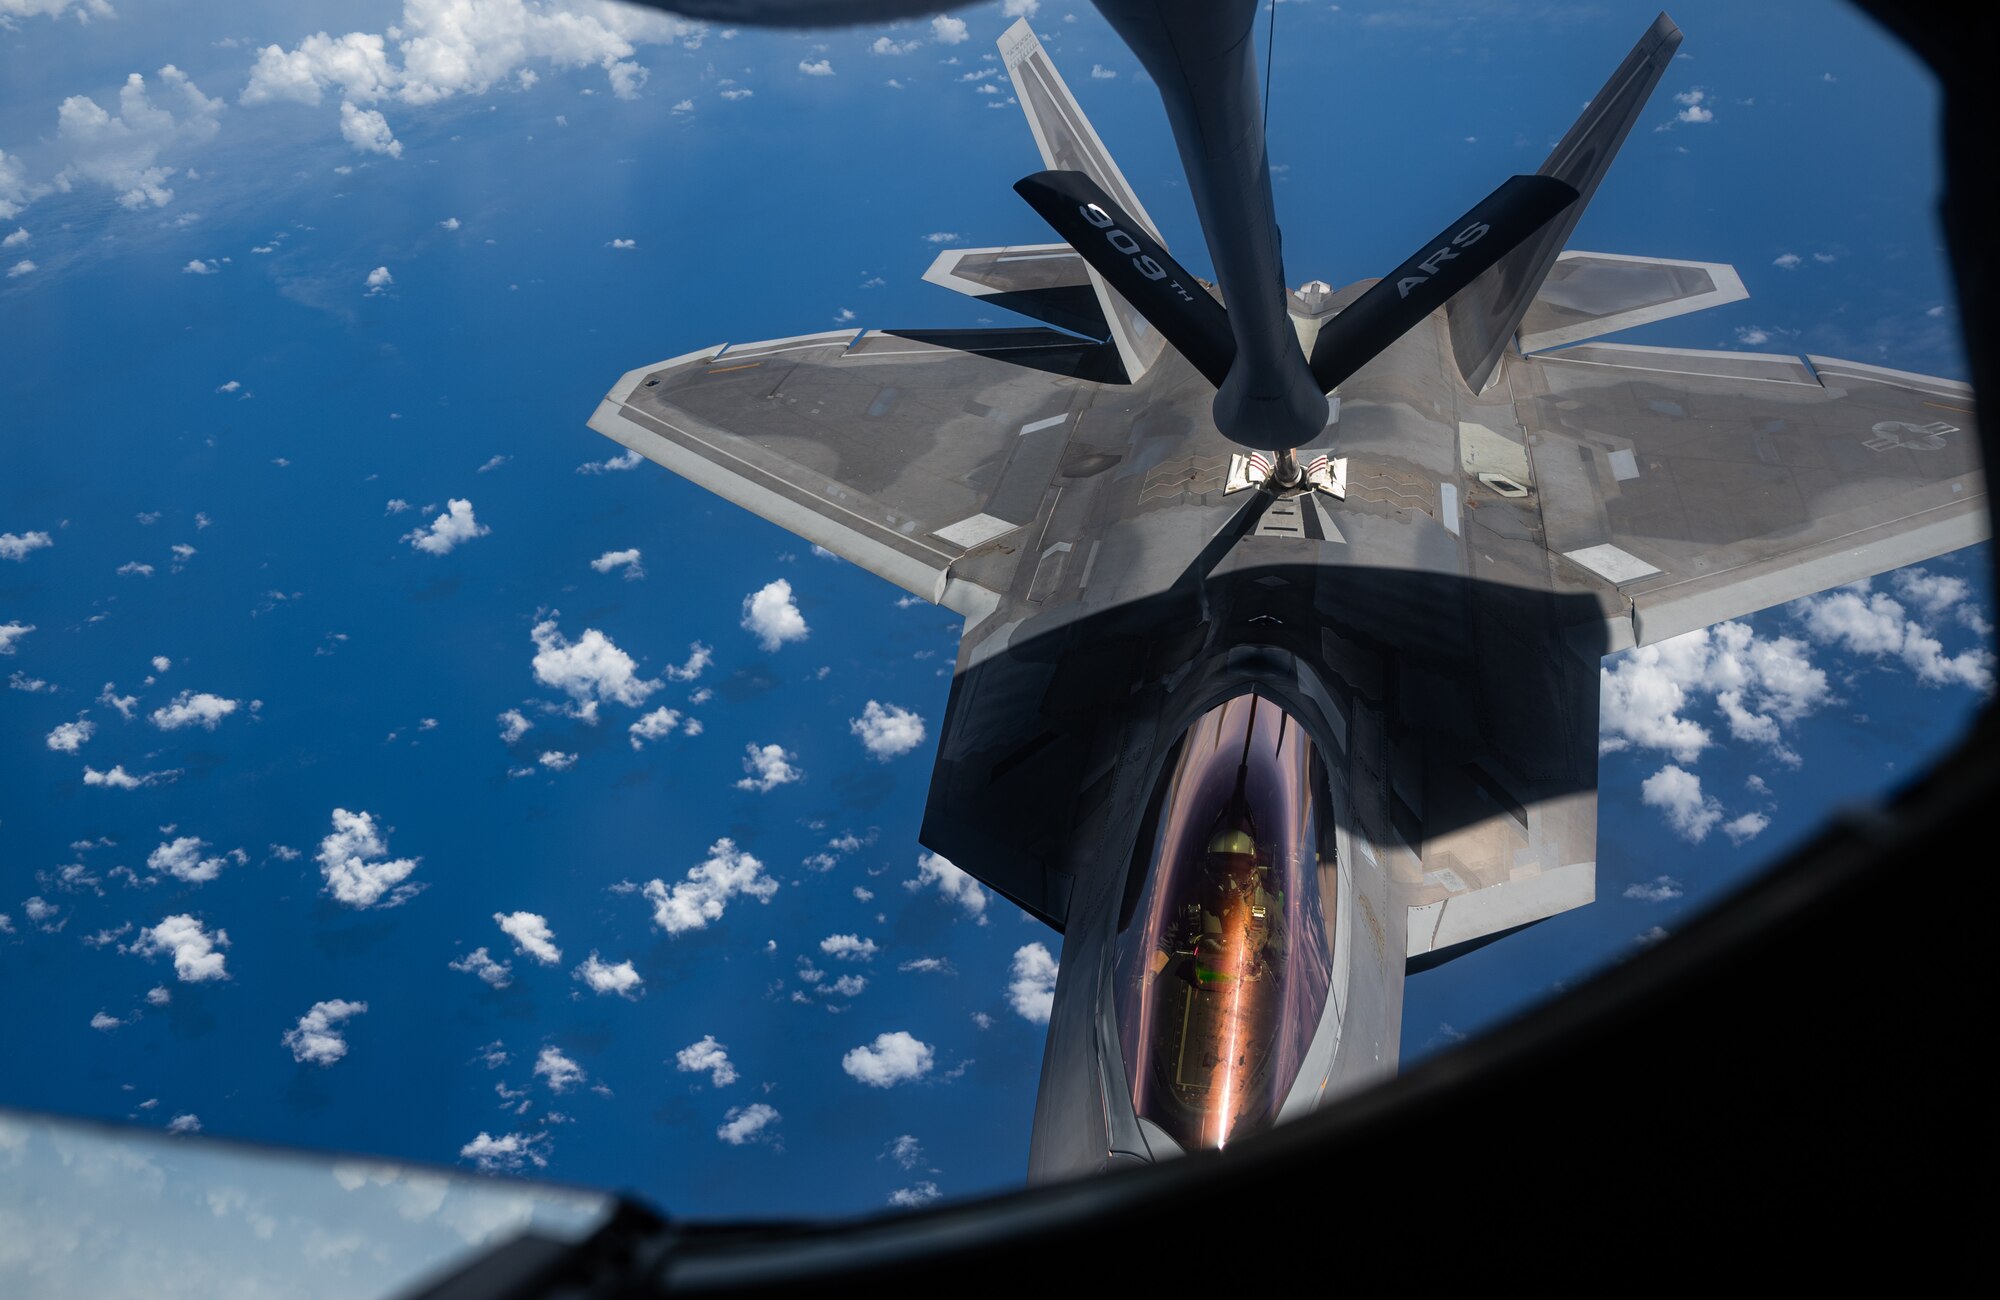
[1114,693,1339,1153]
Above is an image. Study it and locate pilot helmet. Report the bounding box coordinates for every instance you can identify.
[1205,827,1257,859]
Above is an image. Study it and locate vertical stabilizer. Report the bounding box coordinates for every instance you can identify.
[1001,18,1168,382]
[1446,12,1684,392]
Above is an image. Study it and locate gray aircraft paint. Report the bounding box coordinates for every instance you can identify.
[589,14,1986,1182]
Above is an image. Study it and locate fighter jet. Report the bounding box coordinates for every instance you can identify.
[590,6,1985,1183]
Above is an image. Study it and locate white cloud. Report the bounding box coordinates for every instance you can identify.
[131,913,229,981]
[849,700,925,760]
[717,1102,780,1146]
[1892,567,1972,619]
[1,531,52,561]
[590,547,643,579]
[872,36,920,55]
[117,560,155,577]
[735,743,802,792]
[1735,326,1770,346]
[577,448,642,474]
[0,622,32,654]
[404,498,487,554]
[449,946,512,988]
[1773,252,1802,269]
[2,2,113,27]
[719,87,752,101]
[922,231,960,244]
[148,688,241,731]
[497,708,532,744]
[538,749,576,771]
[1792,583,1994,691]
[145,986,170,1006]
[530,616,660,721]
[182,258,218,275]
[674,1035,737,1087]
[440,216,459,230]
[1623,874,1685,903]
[318,808,421,908]
[1599,622,1828,766]
[642,838,777,934]
[533,1046,583,1093]
[663,642,712,682]
[627,707,681,749]
[842,1031,934,1087]
[1090,64,1116,79]
[1672,86,1713,123]
[1722,811,1770,845]
[5,259,33,277]
[931,15,968,44]
[573,951,643,998]
[283,998,368,1065]
[607,237,636,250]
[459,1131,550,1173]
[906,851,987,920]
[90,1011,125,1031]
[168,1113,202,1135]
[45,717,95,753]
[1008,942,1058,1023]
[1641,765,1723,843]
[884,1133,926,1170]
[889,1182,941,1208]
[606,60,648,100]
[798,58,834,76]
[148,835,234,883]
[242,3,698,114]
[47,66,224,211]
[495,910,560,964]
[84,764,176,789]
[820,933,878,962]
[740,578,808,651]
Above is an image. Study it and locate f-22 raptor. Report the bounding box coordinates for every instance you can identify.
[594,4,1985,1183]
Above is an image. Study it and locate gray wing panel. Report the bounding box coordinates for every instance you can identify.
[587,332,1091,617]
[924,244,1092,297]
[1518,251,1748,353]
[1516,342,1986,645]
[922,244,1111,340]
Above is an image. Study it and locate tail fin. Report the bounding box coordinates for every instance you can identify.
[1001,18,1168,382]
[1445,12,1684,392]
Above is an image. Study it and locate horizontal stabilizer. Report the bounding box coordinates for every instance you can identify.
[1014,169,1235,387]
[1518,251,1748,352]
[921,244,1112,341]
[1308,174,1577,393]
[1446,12,1685,392]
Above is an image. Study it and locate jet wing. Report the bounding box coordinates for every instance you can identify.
[1515,342,1985,645]
[586,331,1100,619]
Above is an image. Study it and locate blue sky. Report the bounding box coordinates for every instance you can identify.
[0,0,1991,1236]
